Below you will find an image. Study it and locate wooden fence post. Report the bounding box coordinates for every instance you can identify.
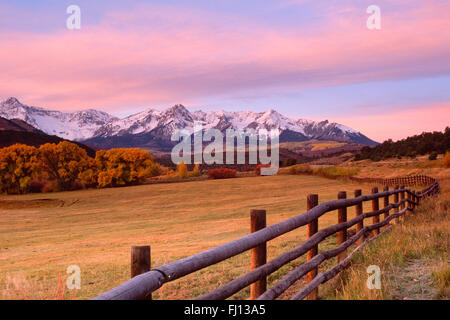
[131,245,151,299]
[354,189,363,246]
[337,191,347,263]
[407,191,412,212]
[250,209,267,300]
[372,187,380,236]
[400,185,405,221]
[383,186,389,229]
[306,194,319,300]
[416,190,420,207]
[393,186,399,224]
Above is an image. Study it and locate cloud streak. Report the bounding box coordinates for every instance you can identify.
[0,1,449,119]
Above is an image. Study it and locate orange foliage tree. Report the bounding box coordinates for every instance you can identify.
[444,151,450,168]
[38,141,92,191]
[177,162,188,179]
[95,148,161,188]
[0,144,39,194]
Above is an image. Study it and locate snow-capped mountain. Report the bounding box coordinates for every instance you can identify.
[0,97,117,141]
[0,97,378,148]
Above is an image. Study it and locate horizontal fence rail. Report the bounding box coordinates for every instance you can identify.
[349,174,437,187]
[94,175,440,300]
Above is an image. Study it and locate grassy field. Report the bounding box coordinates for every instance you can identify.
[0,174,380,300]
[279,140,347,152]
[1,157,448,300]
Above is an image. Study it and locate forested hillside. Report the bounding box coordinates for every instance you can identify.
[355,127,450,161]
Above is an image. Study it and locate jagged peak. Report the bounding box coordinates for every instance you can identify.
[2,97,21,105]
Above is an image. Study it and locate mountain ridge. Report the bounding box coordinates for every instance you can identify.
[0,97,378,149]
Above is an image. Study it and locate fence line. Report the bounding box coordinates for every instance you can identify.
[93,175,440,300]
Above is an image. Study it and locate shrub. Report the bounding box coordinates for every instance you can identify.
[189,164,201,177]
[288,164,313,175]
[42,180,59,193]
[313,166,359,179]
[177,162,188,179]
[444,151,450,168]
[255,164,271,176]
[428,152,438,161]
[207,168,237,179]
[29,180,45,193]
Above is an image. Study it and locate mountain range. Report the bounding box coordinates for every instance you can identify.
[0,97,378,150]
[0,115,96,156]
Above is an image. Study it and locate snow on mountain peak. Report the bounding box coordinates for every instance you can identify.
[0,97,117,141]
[0,97,376,145]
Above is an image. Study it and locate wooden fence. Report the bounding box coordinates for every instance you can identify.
[93,175,440,300]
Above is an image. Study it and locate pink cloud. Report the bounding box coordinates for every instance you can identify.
[0,2,449,113]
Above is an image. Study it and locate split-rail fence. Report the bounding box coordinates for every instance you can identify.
[94,175,440,300]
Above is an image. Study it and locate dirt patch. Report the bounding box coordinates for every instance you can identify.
[389,258,438,300]
[0,199,65,209]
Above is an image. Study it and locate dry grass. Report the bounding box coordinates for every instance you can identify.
[346,156,450,180]
[279,140,346,152]
[1,155,448,300]
[321,180,450,300]
[279,164,359,180]
[0,174,377,300]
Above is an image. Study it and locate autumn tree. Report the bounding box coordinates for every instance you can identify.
[177,162,188,179]
[444,151,450,168]
[95,148,160,188]
[38,141,92,191]
[0,144,39,194]
[190,164,201,177]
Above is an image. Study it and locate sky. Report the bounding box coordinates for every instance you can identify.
[0,0,449,142]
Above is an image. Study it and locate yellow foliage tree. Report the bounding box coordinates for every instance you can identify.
[95,148,159,188]
[39,141,92,191]
[190,164,201,177]
[177,162,188,179]
[444,151,450,168]
[0,144,39,194]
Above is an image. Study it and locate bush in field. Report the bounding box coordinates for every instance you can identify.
[29,180,45,193]
[0,144,39,194]
[38,141,92,191]
[207,168,237,179]
[189,164,201,177]
[95,148,159,188]
[313,166,359,179]
[255,164,271,176]
[286,164,358,179]
[428,152,438,161]
[289,164,313,175]
[42,180,59,193]
[177,162,188,179]
[444,151,450,168]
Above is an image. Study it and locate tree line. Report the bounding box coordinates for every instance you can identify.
[0,142,162,194]
[354,127,450,161]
